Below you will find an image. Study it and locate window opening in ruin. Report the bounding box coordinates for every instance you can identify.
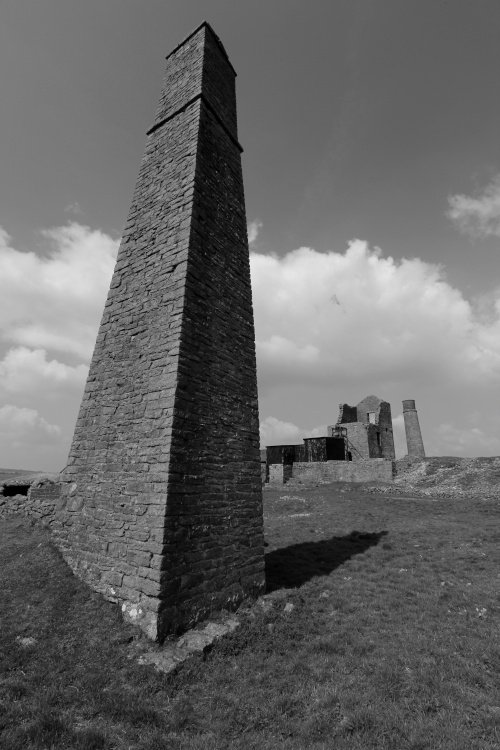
[368,412,376,424]
[376,432,381,447]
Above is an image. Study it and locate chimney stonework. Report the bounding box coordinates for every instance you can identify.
[53,23,265,640]
[402,399,426,458]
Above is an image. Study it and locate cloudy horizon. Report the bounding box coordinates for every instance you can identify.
[3,198,500,470]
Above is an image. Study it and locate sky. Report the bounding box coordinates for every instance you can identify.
[2,0,500,470]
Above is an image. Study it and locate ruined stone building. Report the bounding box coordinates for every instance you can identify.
[51,22,265,641]
[328,395,396,461]
[264,395,396,485]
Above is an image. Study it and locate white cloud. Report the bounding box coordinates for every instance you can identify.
[0,222,118,470]
[2,220,500,465]
[259,416,328,447]
[250,240,500,390]
[247,219,263,246]
[0,404,61,442]
[305,424,328,438]
[0,222,118,359]
[0,347,87,395]
[64,201,83,216]
[0,404,62,470]
[447,175,500,237]
[259,416,302,446]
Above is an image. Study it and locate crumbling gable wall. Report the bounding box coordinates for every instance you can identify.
[356,395,395,460]
[342,423,372,459]
[337,404,358,423]
[377,401,396,460]
[334,394,395,461]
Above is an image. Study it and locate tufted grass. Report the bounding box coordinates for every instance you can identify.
[1,484,499,749]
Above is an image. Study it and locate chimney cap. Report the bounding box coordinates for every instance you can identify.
[402,399,416,411]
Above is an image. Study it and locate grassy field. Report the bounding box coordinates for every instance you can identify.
[1,483,499,749]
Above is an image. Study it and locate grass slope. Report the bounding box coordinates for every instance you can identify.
[1,485,499,749]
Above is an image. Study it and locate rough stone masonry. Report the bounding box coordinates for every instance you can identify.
[52,22,265,641]
[402,399,426,458]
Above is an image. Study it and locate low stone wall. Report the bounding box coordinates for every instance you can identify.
[268,464,285,485]
[290,459,395,485]
[267,463,294,485]
[0,478,61,526]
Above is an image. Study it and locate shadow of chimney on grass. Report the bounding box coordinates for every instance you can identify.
[265,530,388,592]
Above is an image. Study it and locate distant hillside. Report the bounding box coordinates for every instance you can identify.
[0,469,51,485]
[387,456,500,498]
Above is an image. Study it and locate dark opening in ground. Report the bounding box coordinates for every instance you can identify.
[2,484,31,497]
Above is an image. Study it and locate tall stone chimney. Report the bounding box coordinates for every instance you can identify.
[54,22,265,640]
[402,400,425,458]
